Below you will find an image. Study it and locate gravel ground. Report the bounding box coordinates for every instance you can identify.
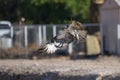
[0,56,120,80]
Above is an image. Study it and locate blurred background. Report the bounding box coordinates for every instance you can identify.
[1,1,120,80]
[0,0,104,59]
[0,0,99,24]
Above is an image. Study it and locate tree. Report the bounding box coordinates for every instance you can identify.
[89,0,99,23]
[0,0,21,22]
[0,0,91,24]
[19,0,91,24]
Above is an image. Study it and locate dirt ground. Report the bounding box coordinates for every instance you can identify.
[0,55,120,80]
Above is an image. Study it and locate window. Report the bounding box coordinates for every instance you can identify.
[0,24,10,29]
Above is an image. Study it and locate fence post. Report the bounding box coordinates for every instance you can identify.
[53,25,57,37]
[117,24,120,55]
[10,26,13,48]
[43,25,47,42]
[68,42,73,54]
[38,26,42,46]
[100,23,104,55]
[10,26,14,38]
[24,26,28,48]
[0,37,1,49]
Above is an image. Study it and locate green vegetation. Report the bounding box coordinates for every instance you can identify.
[0,0,91,24]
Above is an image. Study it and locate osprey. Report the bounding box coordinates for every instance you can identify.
[37,21,87,54]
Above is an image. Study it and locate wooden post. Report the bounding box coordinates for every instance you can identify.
[38,26,42,46]
[53,25,57,37]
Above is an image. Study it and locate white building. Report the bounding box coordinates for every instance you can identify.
[99,0,120,54]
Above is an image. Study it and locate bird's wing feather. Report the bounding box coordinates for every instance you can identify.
[37,21,87,54]
[37,32,74,54]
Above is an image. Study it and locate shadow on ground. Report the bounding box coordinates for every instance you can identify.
[0,71,120,80]
[69,54,100,60]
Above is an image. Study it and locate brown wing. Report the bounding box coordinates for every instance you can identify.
[36,21,87,54]
[71,21,84,30]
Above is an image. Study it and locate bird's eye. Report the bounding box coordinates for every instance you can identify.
[65,25,69,29]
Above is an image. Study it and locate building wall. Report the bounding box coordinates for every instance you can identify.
[100,0,119,9]
[100,0,119,54]
[117,9,120,54]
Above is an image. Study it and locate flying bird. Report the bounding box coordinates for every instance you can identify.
[37,21,87,54]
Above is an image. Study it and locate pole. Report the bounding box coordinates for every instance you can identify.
[43,25,46,43]
[53,25,57,37]
[38,26,42,46]
[24,26,28,48]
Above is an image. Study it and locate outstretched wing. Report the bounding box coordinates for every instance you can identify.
[37,31,74,54]
[37,21,87,54]
[37,43,59,54]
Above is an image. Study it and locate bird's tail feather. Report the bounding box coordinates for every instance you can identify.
[36,46,47,53]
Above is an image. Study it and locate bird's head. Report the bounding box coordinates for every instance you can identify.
[67,20,84,30]
[64,20,87,42]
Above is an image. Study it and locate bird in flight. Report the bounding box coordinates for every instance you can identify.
[37,21,87,54]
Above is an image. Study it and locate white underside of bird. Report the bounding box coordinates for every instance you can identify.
[44,41,68,53]
[44,41,63,53]
[45,43,58,53]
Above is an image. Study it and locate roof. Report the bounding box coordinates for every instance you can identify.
[115,0,120,6]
